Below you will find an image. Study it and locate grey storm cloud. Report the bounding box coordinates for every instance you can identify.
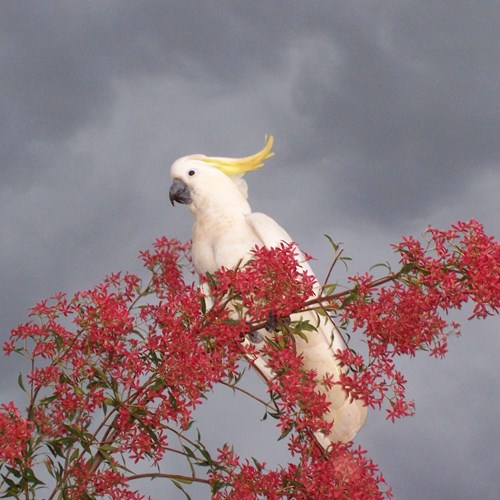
[1,1,499,498]
[288,3,500,221]
[0,1,284,187]
[4,1,498,222]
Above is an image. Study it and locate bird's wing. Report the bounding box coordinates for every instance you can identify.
[246,212,318,280]
[245,211,367,445]
[246,212,294,247]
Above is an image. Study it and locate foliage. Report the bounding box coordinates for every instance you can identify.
[1,220,498,498]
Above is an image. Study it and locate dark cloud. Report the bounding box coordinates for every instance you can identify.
[0,1,291,187]
[287,2,500,224]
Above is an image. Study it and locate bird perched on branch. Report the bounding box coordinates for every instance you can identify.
[169,136,367,446]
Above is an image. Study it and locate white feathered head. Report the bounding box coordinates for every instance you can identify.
[169,136,274,205]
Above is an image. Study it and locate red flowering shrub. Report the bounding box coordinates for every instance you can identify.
[0,220,498,498]
[333,220,499,422]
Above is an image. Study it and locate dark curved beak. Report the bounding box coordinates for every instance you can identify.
[169,179,192,206]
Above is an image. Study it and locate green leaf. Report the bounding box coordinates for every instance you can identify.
[278,425,293,441]
[1,473,18,489]
[324,234,340,253]
[1,486,22,498]
[5,466,21,479]
[370,261,392,273]
[44,457,55,477]
[291,319,316,332]
[197,445,212,466]
[17,373,26,393]
[291,329,309,343]
[182,445,196,460]
[98,443,117,453]
[73,385,84,396]
[211,478,224,494]
[322,283,338,296]
[69,448,80,462]
[152,377,168,392]
[251,457,263,471]
[24,467,45,486]
[172,476,194,485]
[54,334,63,350]
[400,262,416,274]
[40,394,58,406]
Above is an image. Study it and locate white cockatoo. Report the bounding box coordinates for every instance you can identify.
[169,136,367,446]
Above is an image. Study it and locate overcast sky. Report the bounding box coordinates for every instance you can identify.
[1,2,499,498]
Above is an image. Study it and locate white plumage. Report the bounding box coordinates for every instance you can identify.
[169,137,367,446]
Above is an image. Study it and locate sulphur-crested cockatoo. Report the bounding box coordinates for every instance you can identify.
[169,136,367,446]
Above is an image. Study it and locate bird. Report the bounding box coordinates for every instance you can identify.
[169,136,367,447]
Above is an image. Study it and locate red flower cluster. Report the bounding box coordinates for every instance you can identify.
[1,237,258,497]
[260,333,333,439]
[208,243,316,324]
[67,461,145,500]
[211,442,391,499]
[402,219,500,319]
[0,402,32,466]
[336,219,499,421]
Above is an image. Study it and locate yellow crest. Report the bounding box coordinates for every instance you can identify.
[200,135,274,176]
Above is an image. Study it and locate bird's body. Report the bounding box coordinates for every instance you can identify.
[169,137,367,446]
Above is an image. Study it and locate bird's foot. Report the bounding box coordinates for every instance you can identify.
[264,313,291,332]
[247,330,264,343]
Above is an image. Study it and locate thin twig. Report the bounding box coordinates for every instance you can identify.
[219,380,274,409]
[127,472,211,485]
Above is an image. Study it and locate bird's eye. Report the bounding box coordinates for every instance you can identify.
[188,169,196,176]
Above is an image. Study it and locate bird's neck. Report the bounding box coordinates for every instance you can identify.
[190,190,251,220]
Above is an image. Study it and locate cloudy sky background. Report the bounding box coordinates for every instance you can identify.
[1,2,499,498]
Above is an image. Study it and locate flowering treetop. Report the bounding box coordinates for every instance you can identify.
[0,219,498,499]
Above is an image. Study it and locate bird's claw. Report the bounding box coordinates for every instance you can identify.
[264,313,291,332]
[247,331,264,343]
